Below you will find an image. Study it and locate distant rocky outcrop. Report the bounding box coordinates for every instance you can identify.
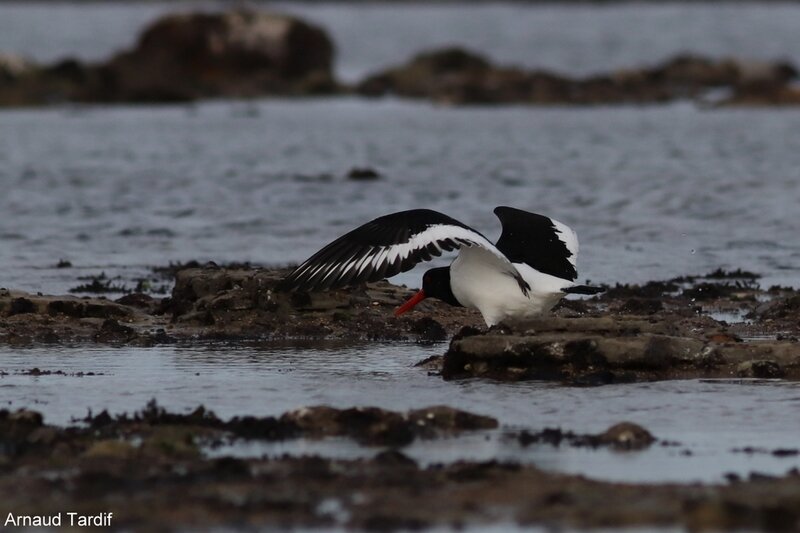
[88,10,336,102]
[357,47,799,106]
[2,14,800,107]
[723,82,800,106]
[0,9,337,106]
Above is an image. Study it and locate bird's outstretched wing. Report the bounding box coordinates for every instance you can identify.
[493,206,579,282]
[277,209,517,292]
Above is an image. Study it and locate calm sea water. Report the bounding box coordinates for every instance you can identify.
[1,99,799,294]
[1,2,799,485]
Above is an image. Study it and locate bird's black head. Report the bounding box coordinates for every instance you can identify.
[395,267,461,317]
[421,267,461,307]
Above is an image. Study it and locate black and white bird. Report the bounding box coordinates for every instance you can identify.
[277,207,603,326]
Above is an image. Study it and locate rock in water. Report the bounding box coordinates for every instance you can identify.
[89,10,336,102]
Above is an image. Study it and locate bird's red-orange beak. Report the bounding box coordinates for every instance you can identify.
[395,289,427,316]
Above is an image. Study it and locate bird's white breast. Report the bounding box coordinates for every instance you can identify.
[450,247,569,326]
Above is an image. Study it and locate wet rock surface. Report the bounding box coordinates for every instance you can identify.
[282,404,497,446]
[1,403,799,531]
[512,421,657,451]
[2,267,800,385]
[436,271,800,384]
[0,264,478,345]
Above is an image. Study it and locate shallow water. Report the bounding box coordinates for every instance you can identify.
[2,99,800,296]
[1,342,799,483]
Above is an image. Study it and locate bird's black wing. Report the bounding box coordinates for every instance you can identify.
[277,209,502,292]
[493,206,579,282]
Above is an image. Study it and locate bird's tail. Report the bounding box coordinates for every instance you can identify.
[564,285,605,295]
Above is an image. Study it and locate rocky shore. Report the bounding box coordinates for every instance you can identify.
[2,266,799,530]
[2,8,800,107]
[1,401,799,531]
[1,265,798,385]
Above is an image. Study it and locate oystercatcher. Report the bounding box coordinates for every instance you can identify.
[277,207,603,326]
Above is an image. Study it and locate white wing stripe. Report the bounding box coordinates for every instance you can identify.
[356,252,375,275]
[551,218,579,267]
[372,247,390,269]
[280,221,524,291]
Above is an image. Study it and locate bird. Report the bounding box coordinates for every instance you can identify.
[276,206,603,326]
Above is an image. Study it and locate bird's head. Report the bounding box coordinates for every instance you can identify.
[395,267,461,317]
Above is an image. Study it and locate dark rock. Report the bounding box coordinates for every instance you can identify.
[6,409,44,428]
[0,408,45,457]
[772,449,800,457]
[87,410,114,428]
[682,283,737,301]
[94,319,136,343]
[407,406,497,436]
[705,268,760,280]
[357,47,492,98]
[224,415,298,441]
[754,295,800,320]
[115,293,155,308]
[283,406,414,447]
[410,317,447,342]
[0,9,337,107]
[44,59,90,84]
[289,291,313,308]
[736,360,784,379]
[442,318,721,382]
[357,48,800,107]
[619,297,663,315]
[88,10,337,103]
[599,422,656,450]
[515,422,654,451]
[604,281,680,299]
[47,299,130,319]
[452,325,483,341]
[280,405,496,447]
[347,167,382,181]
[69,275,129,294]
[413,354,443,371]
[9,297,36,315]
[724,85,800,106]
